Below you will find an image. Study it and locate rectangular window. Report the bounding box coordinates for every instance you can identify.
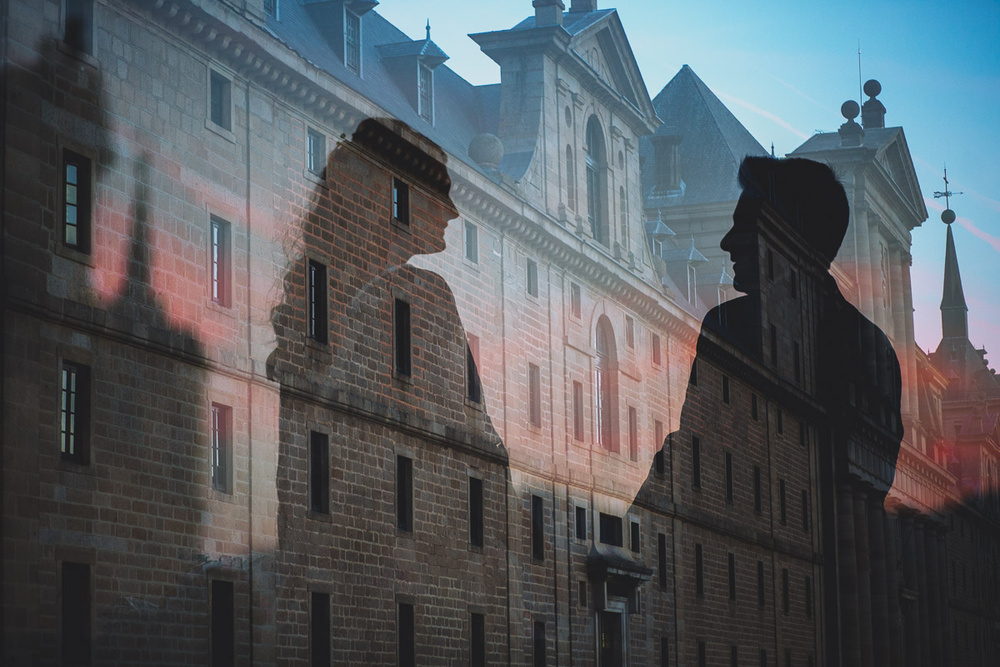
[801,490,810,531]
[418,63,433,122]
[728,553,736,601]
[760,649,768,667]
[753,466,762,513]
[575,505,587,541]
[731,645,739,667]
[62,149,92,252]
[533,621,546,667]
[698,641,707,667]
[469,476,484,547]
[307,128,326,175]
[308,260,328,343]
[398,602,415,667]
[804,576,812,618]
[654,421,665,476]
[526,258,539,297]
[62,561,91,665]
[785,649,792,667]
[661,637,670,667]
[599,513,623,547]
[625,316,635,348]
[211,403,232,494]
[210,580,235,667]
[210,216,232,307]
[60,362,90,464]
[757,561,765,608]
[464,221,479,263]
[751,394,758,420]
[396,455,413,532]
[770,324,778,367]
[394,298,411,377]
[263,0,277,18]
[392,178,410,224]
[777,409,783,434]
[528,363,541,427]
[630,520,640,554]
[781,568,789,614]
[309,431,329,514]
[209,69,232,131]
[578,581,587,608]
[652,333,662,365]
[531,495,544,560]
[470,612,485,667]
[466,335,482,404]
[658,533,667,590]
[789,268,798,299]
[64,0,94,54]
[793,342,801,382]
[799,422,807,447]
[570,283,581,318]
[690,358,698,385]
[344,9,361,74]
[779,479,787,525]
[766,249,774,280]
[628,406,638,462]
[311,591,330,667]
[692,436,701,489]
[573,381,584,441]
[695,543,704,597]
[722,375,731,404]
[725,452,734,504]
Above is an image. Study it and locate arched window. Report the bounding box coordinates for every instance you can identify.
[595,317,618,451]
[585,117,607,245]
[566,145,576,211]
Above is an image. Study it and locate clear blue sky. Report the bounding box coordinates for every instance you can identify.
[377,0,1000,362]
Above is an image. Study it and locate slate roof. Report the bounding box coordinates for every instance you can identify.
[510,9,616,34]
[791,126,901,155]
[640,65,767,208]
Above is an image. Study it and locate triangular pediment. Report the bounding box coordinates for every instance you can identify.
[568,12,653,118]
[874,130,927,222]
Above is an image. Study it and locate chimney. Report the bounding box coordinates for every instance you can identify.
[533,0,564,26]
[838,100,864,147]
[569,0,597,12]
[861,79,886,129]
[651,134,682,192]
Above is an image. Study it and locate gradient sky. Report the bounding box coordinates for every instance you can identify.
[376,0,1000,363]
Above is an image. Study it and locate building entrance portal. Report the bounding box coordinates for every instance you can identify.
[599,608,625,667]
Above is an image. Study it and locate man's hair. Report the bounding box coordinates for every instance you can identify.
[737,156,849,265]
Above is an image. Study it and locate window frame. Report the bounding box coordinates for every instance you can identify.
[61,561,92,665]
[392,178,410,225]
[528,363,541,428]
[393,298,412,377]
[310,590,331,667]
[309,431,330,515]
[60,361,90,465]
[62,0,94,56]
[61,149,93,254]
[464,220,479,264]
[210,578,235,667]
[396,455,413,533]
[208,67,233,134]
[209,216,232,307]
[344,7,361,75]
[526,258,539,297]
[306,127,326,177]
[469,476,484,548]
[466,335,482,404]
[210,402,233,494]
[531,494,545,561]
[307,260,328,344]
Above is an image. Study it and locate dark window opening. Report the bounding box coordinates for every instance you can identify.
[470,613,485,667]
[692,436,701,489]
[751,394,759,420]
[575,505,587,541]
[573,381,584,441]
[728,553,736,601]
[394,298,411,376]
[779,480,787,525]
[396,455,413,532]
[309,431,329,514]
[766,249,774,280]
[210,217,232,307]
[781,568,789,614]
[210,580,235,667]
[793,342,801,382]
[466,336,482,404]
[776,409,783,434]
[658,533,668,590]
[469,477,484,547]
[732,645,739,667]
[531,495,544,560]
[398,602,415,667]
[308,260,328,344]
[211,403,232,494]
[801,490,809,531]
[722,375,731,404]
[417,63,433,122]
[753,465,762,514]
[527,258,539,297]
[725,452,734,504]
[307,129,326,176]
[757,561,765,608]
[770,324,778,367]
[533,621,546,667]
[579,580,587,608]
[62,150,92,253]
[628,406,638,462]
[528,363,541,427]
[311,592,330,667]
[62,561,91,665]
[64,0,94,54]
[630,520,640,554]
[209,69,232,131]
[60,362,90,464]
[698,641,707,667]
[661,637,670,667]
[599,513,623,547]
[789,269,798,299]
[392,178,409,224]
[799,422,807,447]
[760,649,768,667]
[695,543,704,597]
[690,358,698,385]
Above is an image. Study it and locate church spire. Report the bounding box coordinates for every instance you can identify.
[936,168,968,340]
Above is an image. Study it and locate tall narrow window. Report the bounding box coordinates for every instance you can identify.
[211,403,232,494]
[799,422,807,447]
[344,9,361,74]
[751,394,759,420]
[573,381,584,441]
[698,641,707,667]
[528,363,541,427]
[469,476,484,548]
[398,602,415,667]
[625,316,635,348]
[309,431,329,514]
[757,561,765,608]
[753,465,762,513]
[725,452,734,504]
[695,543,704,597]
[308,260,328,343]
[654,421,665,476]
[570,282,581,317]
[728,553,736,601]
[804,576,812,618]
[62,562,91,665]
[311,592,330,667]
[575,505,587,541]
[533,621,546,667]
[526,258,539,297]
[770,324,778,367]
[766,249,774,280]
[690,358,698,385]
[465,221,479,263]
[64,0,94,54]
[62,150,91,252]
[599,513,623,547]
[781,568,789,614]
[779,479,787,524]
[210,217,231,306]
[392,178,409,224]
[731,645,739,667]
[777,409,784,434]
[785,649,792,667]
[692,436,701,489]
[60,362,90,464]
[466,335,482,404]
[585,117,607,245]
[619,186,629,251]
[789,268,798,299]
[760,649,768,667]
[652,333,662,365]
[209,69,232,131]
[722,375,731,404]
[263,0,278,18]
[531,495,544,561]
[658,533,668,590]
[307,128,326,175]
[595,319,617,451]
[628,406,638,462]
[565,146,576,211]
[210,580,235,667]
[417,63,433,122]
[396,455,413,532]
[470,613,486,667]
[394,298,411,377]
[661,637,670,667]
[630,519,640,553]
[793,342,801,382]
[801,490,810,531]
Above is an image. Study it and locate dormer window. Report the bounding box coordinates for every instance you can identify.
[418,63,433,122]
[344,8,361,74]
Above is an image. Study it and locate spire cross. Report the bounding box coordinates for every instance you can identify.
[933,166,963,210]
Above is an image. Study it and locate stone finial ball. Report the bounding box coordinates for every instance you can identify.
[863,79,882,98]
[468,133,504,170]
[941,209,956,225]
[841,100,860,120]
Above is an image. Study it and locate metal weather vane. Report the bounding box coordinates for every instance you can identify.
[933,166,963,224]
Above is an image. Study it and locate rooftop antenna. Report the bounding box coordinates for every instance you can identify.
[426,19,431,41]
[933,165,963,223]
[770,142,775,158]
